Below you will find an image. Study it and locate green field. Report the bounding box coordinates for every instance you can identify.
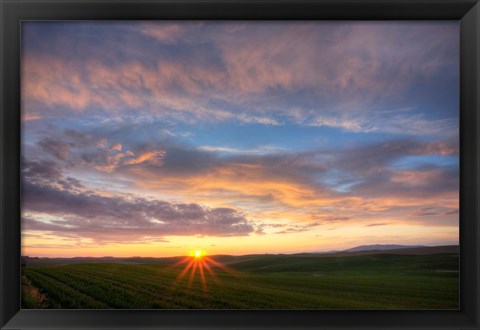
[22,250,459,309]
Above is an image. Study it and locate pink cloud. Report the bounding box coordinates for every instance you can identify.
[414,141,458,156]
[139,23,185,43]
[391,169,444,186]
[22,112,42,122]
[21,22,458,134]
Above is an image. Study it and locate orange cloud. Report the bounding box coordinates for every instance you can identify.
[124,150,166,166]
[109,143,122,152]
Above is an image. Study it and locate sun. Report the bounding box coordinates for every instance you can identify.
[188,250,205,258]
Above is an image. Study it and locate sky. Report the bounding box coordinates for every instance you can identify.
[21,21,459,258]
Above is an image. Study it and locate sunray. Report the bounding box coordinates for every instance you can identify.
[171,257,191,268]
[200,258,219,283]
[172,254,237,291]
[197,259,208,292]
[204,256,239,276]
[173,257,195,285]
[187,259,198,288]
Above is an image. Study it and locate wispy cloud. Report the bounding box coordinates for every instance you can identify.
[304,112,458,136]
[198,145,287,155]
[139,23,185,43]
[22,22,458,136]
[365,223,390,227]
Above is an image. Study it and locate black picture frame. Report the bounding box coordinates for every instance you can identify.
[1,0,479,329]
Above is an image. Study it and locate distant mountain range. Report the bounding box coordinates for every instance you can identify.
[343,244,425,253]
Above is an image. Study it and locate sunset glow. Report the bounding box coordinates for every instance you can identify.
[21,21,459,258]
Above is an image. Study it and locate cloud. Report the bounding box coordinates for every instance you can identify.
[443,208,460,215]
[109,143,122,152]
[29,129,459,221]
[335,139,458,175]
[365,223,390,227]
[21,22,458,136]
[22,159,84,192]
[197,145,287,155]
[23,181,255,243]
[304,112,458,136]
[139,23,185,43]
[414,207,459,216]
[391,169,445,186]
[275,222,321,235]
[123,150,166,166]
[313,216,351,222]
[22,159,256,243]
[22,113,42,122]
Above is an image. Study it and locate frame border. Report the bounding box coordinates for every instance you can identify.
[1,1,479,329]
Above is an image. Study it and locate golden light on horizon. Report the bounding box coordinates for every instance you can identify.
[189,250,204,258]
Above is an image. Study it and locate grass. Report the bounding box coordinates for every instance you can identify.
[22,252,459,309]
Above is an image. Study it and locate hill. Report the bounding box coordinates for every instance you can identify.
[343,244,425,252]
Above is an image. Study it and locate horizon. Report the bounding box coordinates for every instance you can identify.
[21,21,459,258]
[22,243,460,259]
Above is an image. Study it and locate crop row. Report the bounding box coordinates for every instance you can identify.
[24,262,459,309]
